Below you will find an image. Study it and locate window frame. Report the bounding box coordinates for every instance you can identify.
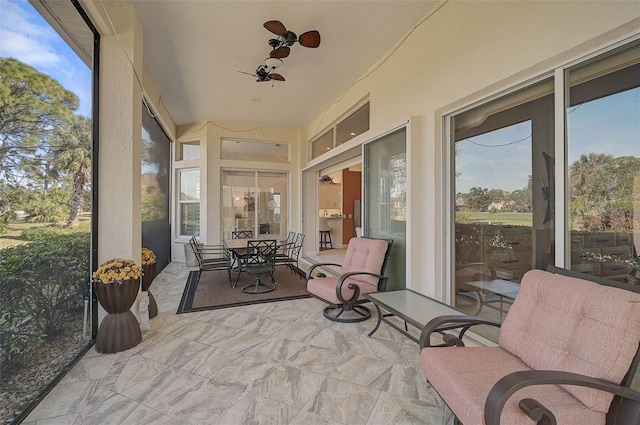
[179,140,200,160]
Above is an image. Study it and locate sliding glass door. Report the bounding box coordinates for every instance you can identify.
[221,170,288,240]
[364,128,407,290]
[566,44,640,280]
[452,79,555,341]
[448,40,639,342]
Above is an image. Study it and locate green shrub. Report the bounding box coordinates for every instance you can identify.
[21,222,90,241]
[0,312,45,368]
[21,225,65,241]
[0,231,90,367]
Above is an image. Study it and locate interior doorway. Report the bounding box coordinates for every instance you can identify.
[302,155,362,266]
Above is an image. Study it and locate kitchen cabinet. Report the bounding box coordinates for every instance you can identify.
[319,183,341,209]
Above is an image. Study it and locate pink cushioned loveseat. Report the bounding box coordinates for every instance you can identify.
[420,266,640,425]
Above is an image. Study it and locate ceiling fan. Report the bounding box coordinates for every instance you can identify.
[264,20,321,59]
[238,63,285,83]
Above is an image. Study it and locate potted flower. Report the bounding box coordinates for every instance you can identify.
[141,247,158,318]
[92,258,142,353]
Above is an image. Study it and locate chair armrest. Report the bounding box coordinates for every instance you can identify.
[335,271,388,303]
[419,315,502,349]
[485,370,640,425]
[305,262,342,280]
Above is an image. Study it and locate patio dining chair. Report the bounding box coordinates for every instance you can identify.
[232,230,253,239]
[233,239,278,293]
[306,237,393,322]
[189,236,231,283]
[275,232,305,272]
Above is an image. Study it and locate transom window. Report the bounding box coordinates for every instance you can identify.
[310,101,370,159]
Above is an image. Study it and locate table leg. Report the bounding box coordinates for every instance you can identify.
[368,303,383,337]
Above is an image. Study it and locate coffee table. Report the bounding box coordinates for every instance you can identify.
[364,289,467,344]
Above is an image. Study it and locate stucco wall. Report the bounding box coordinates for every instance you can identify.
[304,1,640,298]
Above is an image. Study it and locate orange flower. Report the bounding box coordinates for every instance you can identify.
[93,258,141,284]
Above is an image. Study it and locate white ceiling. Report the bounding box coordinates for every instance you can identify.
[123,1,440,127]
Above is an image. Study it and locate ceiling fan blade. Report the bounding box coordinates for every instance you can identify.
[269,73,285,81]
[264,20,286,35]
[270,46,290,58]
[298,30,320,48]
[238,70,257,77]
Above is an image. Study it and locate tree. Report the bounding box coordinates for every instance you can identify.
[569,153,640,231]
[0,58,79,183]
[466,187,491,212]
[51,115,92,227]
[509,175,533,212]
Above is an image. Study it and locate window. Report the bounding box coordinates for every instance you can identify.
[566,43,640,280]
[221,170,288,240]
[221,139,289,163]
[179,169,200,236]
[336,102,370,145]
[453,78,555,310]
[179,141,199,160]
[310,101,370,159]
[311,130,334,158]
[447,40,640,342]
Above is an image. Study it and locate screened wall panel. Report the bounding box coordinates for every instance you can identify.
[142,103,172,271]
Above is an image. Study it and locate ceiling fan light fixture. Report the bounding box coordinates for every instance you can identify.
[265,57,283,69]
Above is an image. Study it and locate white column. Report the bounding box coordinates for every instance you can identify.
[98,2,144,322]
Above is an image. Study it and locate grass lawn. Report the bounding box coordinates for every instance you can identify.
[0,220,48,250]
[457,211,533,226]
[0,215,91,250]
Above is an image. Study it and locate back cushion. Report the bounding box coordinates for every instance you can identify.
[499,269,640,412]
[340,238,389,287]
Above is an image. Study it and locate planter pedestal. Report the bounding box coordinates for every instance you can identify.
[142,263,158,318]
[94,279,142,354]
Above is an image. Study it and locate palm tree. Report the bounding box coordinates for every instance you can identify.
[51,115,91,227]
[569,153,614,227]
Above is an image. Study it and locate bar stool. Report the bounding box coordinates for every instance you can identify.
[319,217,333,250]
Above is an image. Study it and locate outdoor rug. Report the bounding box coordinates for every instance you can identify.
[177,266,310,313]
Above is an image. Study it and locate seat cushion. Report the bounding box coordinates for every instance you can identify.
[307,276,378,305]
[420,346,604,425]
[499,269,640,412]
[340,238,389,286]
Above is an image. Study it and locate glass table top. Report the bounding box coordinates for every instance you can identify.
[365,289,465,328]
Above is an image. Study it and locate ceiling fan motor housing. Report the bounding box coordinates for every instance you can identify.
[283,31,298,46]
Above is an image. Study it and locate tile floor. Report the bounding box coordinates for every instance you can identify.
[24,262,454,425]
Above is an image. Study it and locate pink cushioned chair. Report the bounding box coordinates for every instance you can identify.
[419,266,640,425]
[306,237,393,322]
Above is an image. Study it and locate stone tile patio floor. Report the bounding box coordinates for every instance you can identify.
[24,262,454,425]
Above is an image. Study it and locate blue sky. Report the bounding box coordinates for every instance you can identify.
[456,87,640,193]
[0,0,92,117]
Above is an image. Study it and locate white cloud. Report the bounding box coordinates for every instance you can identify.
[0,0,62,67]
[1,30,61,66]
